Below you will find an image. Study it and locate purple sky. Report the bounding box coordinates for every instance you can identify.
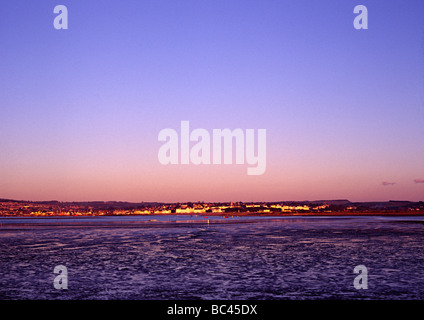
[1,0,423,202]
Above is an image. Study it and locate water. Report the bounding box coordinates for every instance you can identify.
[0,215,424,300]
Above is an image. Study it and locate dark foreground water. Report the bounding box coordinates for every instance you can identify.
[1,215,424,300]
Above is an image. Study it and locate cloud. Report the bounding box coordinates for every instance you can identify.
[414,179,424,184]
[382,181,396,186]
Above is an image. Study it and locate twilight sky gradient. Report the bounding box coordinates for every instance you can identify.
[1,0,424,202]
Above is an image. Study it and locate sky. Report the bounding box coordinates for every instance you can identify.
[1,0,424,202]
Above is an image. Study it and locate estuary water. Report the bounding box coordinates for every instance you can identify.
[0,215,424,300]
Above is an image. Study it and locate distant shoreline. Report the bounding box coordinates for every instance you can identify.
[2,211,424,218]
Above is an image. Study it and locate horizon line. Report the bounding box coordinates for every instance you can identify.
[1,197,422,204]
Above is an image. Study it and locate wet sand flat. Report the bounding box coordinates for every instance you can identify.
[1,215,424,300]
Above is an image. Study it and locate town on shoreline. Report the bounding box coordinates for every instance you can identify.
[1,198,423,217]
